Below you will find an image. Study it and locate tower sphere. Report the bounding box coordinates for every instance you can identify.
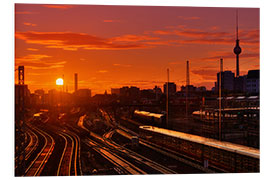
[234,43,242,55]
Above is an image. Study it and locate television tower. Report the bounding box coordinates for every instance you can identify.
[233,10,242,77]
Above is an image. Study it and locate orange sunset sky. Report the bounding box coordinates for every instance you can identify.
[15,4,259,95]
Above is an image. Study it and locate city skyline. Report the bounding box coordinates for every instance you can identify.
[13,3,261,176]
[15,4,259,95]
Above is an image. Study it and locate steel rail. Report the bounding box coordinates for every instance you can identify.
[79,112,145,174]
[62,131,74,176]
[103,130,177,174]
[65,128,83,175]
[25,128,39,160]
[24,125,55,176]
[85,137,146,174]
[57,133,68,176]
[15,131,30,163]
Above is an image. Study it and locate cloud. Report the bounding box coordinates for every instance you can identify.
[113,64,132,67]
[111,34,159,42]
[153,28,259,46]
[174,29,230,38]
[27,48,39,51]
[178,16,200,20]
[16,54,51,62]
[15,11,37,15]
[210,26,220,31]
[15,31,147,50]
[131,80,164,84]
[200,52,259,61]
[103,20,121,23]
[154,29,230,38]
[98,70,108,73]
[43,5,74,9]
[153,30,172,35]
[144,40,172,46]
[169,61,183,65]
[24,22,37,27]
[192,69,218,80]
[15,54,66,70]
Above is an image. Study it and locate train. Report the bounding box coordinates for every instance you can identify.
[139,126,259,173]
[32,111,49,122]
[132,110,166,127]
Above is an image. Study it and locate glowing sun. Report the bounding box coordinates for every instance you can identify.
[56,78,64,85]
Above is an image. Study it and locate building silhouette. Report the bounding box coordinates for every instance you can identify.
[216,71,235,92]
[111,88,120,95]
[163,82,176,95]
[246,70,259,94]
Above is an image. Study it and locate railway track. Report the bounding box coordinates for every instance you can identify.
[83,138,147,174]
[115,127,213,173]
[100,110,211,173]
[56,129,83,176]
[24,128,39,161]
[103,130,177,174]
[15,127,39,170]
[65,125,83,176]
[80,117,176,174]
[37,121,83,176]
[57,131,73,176]
[24,125,55,176]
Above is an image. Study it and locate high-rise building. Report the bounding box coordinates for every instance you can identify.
[120,86,129,96]
[234,75,247,93]
[246,70,259,94]
[111,88,120,95]
[75,89,91,98]
[119,86,140,98]
[153,86,162,101]
[129,86,140,97]
[163,82,177,95]
[153,86,162,94]
[216,71,235,92]
[34,89,45,105]
[15,84,30,106]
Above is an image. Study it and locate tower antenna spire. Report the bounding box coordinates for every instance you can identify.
[236,9,238,39]
[233,9,241,77]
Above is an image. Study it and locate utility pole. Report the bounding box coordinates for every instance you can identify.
[74,73,78,92]
[219,58,223,141]
[186,60,190,119]
[166,68,169,128]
